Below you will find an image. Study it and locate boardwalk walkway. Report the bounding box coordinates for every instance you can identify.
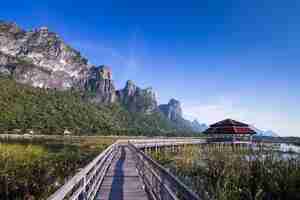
[47,139,203,200]
[96,146,149,200]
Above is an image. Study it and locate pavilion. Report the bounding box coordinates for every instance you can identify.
[203,119,256,143]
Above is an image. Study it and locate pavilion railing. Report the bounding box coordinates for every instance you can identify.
[128,141,201,200]
[47,142,119,200]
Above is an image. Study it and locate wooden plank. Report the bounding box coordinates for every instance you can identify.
[128,142,201,200]
[47,143,117,200]
[96,146,149,200]
[48,139,205,200]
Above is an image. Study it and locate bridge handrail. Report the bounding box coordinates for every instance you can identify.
[47,142,119,200]
[128,141,201,200]
[47,139,204,200]
[130,138,205,148]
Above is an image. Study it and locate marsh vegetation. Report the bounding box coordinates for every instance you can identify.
[0,136,114,200]
[150,145,300,200]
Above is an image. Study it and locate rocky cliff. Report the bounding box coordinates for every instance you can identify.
[190,120,208,132]
[116,80,158,113]
[0,21,205,133]
[85,65,117,104]
[0,21,90,89]
[158,99,208,132]
[0,21,159,111]
[159,99,183,121]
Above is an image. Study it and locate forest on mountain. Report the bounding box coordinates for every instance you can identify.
[0,75,197,136]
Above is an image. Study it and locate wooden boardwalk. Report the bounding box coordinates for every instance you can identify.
[95,146,149,200]
[48,139,203,200]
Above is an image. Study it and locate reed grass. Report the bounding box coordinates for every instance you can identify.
[150,144,300,200]
[0,137,115,200]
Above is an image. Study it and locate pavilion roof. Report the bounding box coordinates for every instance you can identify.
[204,119,256,135]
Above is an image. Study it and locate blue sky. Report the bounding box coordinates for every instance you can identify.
[1,0,300,136]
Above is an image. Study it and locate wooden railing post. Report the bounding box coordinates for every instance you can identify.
[48,139,204,200]
[82,176,87,200]
[128,140,202,200]
[47,142,118,200]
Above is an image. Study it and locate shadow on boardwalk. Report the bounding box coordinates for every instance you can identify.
[96,146,149,200]
[108,146,125,200]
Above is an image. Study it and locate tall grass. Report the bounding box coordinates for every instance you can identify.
[150,145,300,200]
[0,137,114,200]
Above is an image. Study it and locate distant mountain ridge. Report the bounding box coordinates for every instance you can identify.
[190,120,209,132]
[0,20,203,133]
[250,125,279,137]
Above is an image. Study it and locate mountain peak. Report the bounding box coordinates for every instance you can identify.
[159,99,183,121]
[38,26,49,32]
[117,80,158,113]
[98,65,112,80]
[125,80,136,88]
[0,21,21,31]
[191,120,208,132]
[0,21,91,89]
[0,21,192,122]
[169,98,180,105]
[250,125,279,137]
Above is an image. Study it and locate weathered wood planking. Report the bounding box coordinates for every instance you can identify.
[129,142,201,200]
[96,146,149,200]
[48,139,204,200]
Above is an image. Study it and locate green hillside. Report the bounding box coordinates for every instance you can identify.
[0,76,192,136]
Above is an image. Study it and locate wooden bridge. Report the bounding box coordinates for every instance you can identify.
[47,139,205,200]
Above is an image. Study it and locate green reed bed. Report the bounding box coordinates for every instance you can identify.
[0,137,114,200]
[150,145,300,200]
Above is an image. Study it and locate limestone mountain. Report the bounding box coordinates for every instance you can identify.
[0,21,159,112]
[0,21,204,133]
[0,75,187,135]
[159,99,202,132]
[84,65,117,104]
[84,66,158,112]
[159,99,183,121]
[190,120,208,132]
[0,21,90,89]
[116,80,158,113]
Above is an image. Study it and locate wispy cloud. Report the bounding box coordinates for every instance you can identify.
[121,27,141,81]
[70,27,144,85]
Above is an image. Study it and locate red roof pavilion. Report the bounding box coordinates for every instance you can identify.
[204,119,256,135]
